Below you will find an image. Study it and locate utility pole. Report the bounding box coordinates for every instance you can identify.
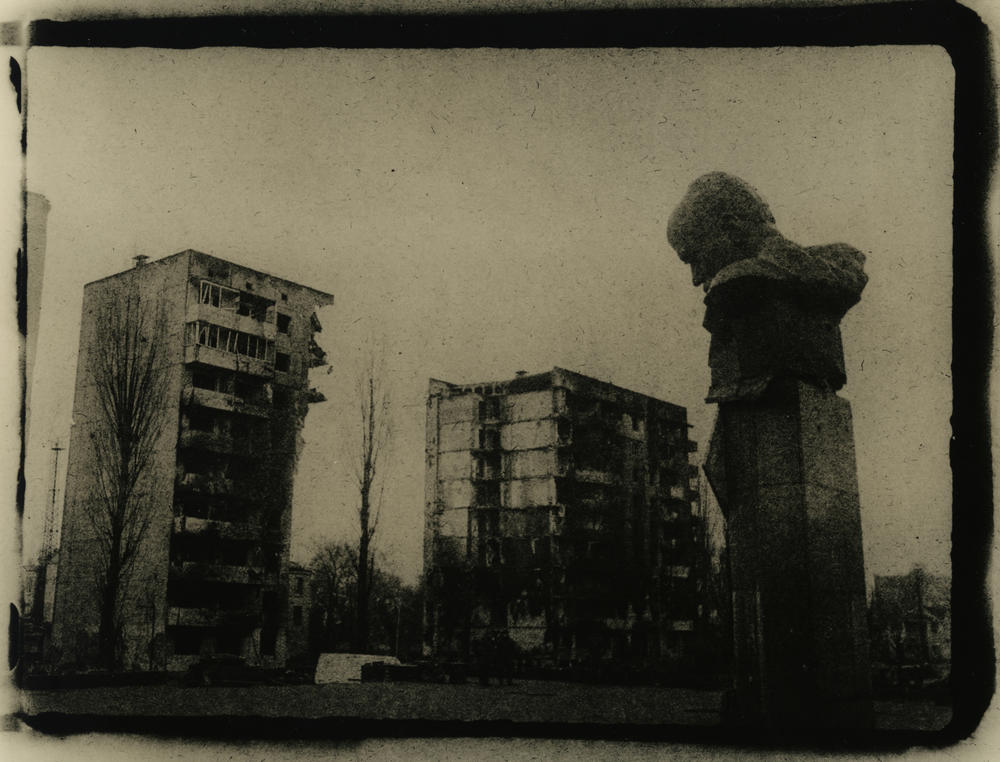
[395,595,403,660]
[33,442,63,626]
[42,443,64,562]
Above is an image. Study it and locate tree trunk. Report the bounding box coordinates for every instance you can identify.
[98,570,119,670]
[356,492,370,651]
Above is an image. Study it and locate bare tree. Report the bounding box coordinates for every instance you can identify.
[310,540,358,651]
[351,351,391,652]
[310,541,421,658]
[84,286,168,670]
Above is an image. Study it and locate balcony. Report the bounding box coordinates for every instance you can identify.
[573,404,620,428]
[187,300,277,340]
[187,386,271,418]
[178,429,234,455]
[171,561,275,586]
[173,515,265,541]
[167,606,260,628]
[185,344,273,378]
[177,475,270,507]
[176,472,235,495]
[575,468,614,485]
[178,428,268,458]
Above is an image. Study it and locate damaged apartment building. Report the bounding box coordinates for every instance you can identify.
[424,368,706,673]
[51,250,332,670]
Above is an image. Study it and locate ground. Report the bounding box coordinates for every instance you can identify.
[17,680,950,732]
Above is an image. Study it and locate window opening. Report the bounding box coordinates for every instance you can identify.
[192,373,217,391]
[170,628,203,655]
[188,409,214,432]
[200,280,240,310]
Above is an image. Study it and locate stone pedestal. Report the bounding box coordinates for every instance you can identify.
[707,379,873,728]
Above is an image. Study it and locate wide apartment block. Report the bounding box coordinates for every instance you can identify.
[424,368,704,671]
[51,250,332,671]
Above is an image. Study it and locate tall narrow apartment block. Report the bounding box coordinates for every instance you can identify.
[51,250,332,670]
[424,368,705,674]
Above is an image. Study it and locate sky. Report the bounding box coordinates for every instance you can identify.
[20,45,954,587]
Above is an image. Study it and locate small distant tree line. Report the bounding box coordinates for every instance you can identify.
[308,541,423,660]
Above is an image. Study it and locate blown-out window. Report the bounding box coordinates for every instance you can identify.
[191,321,274,362]
[199,280,239,311]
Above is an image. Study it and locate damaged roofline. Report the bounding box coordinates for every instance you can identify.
[84,249,335,305]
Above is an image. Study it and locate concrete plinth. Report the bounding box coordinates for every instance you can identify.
[708,379,873,728]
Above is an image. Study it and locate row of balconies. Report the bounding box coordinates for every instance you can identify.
[177,472,239,496]
[166,605,261,629]
[176,470,282,501]
[466,505,567,537]
[469,459,695,489]
[178,429,270,458]
[173,486,262,521]
[447,485,696,517]
[465,428,696,469]
[172,515,273,542]
[189,291,278,338]
[185,343,274,379]
[184,342,300,383]
[169,560,278,586]
[450,521,702,568]
[186,386,271,418]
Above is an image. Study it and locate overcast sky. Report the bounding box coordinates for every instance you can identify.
[22,45,953,586]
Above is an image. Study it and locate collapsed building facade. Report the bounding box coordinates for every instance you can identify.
[424,368,707,673]
[51,250,332,670]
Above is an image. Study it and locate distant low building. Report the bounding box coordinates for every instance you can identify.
[21,556,58,671]
[423,368,708,676]
[285,563,312,662]
[25,557,58,624]
[869,566,950,688]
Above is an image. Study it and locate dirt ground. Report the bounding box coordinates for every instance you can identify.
[18,680,950,731]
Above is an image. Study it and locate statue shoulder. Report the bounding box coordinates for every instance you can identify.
[798,242,868,310]
[706,237,867,315]
[709,235,801,289]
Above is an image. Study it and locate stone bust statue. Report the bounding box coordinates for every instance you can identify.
[667,172,868,402]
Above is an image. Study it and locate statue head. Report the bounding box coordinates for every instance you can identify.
[667,172,776,290]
